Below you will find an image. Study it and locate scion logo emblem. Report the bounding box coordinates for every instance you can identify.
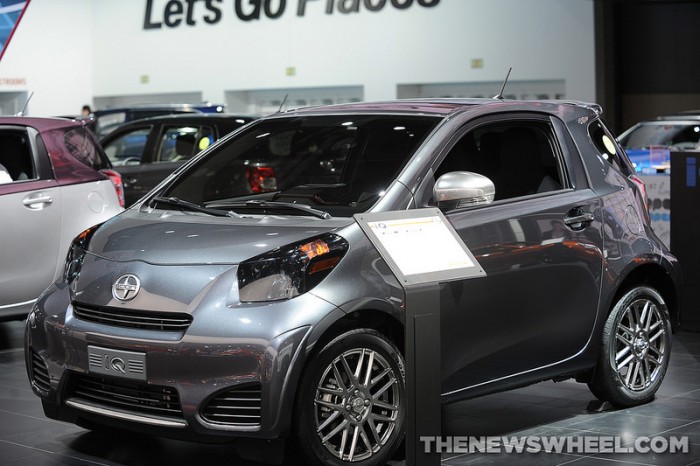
[109,357,127,374]
[112,274,141,301]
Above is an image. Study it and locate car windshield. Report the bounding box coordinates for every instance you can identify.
[159,114,440,217]
[620,121,700,150]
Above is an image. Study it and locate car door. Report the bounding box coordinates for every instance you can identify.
[101,124,155,206]
[132,124,216,202]
[421,114,605,398]
[0,127,62,318]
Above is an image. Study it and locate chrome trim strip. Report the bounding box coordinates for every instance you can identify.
[66,398,187,428]
[0,299,35,309]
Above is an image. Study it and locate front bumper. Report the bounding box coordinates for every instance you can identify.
[25,279,340,442]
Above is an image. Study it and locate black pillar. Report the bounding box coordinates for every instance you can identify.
[670,151,700,331]
[404,282,441,465]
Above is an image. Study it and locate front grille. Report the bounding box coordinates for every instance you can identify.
[73,303,192,332]
[66,373,183,420]
[30,351,51,393]
[201,384,262,426]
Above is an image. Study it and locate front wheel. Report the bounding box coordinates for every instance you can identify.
[294,329,405,466]
[588,286,672,407]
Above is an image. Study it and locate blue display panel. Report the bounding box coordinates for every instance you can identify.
[0,1,30,60]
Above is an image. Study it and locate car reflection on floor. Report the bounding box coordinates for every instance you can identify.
[2,319,700,465]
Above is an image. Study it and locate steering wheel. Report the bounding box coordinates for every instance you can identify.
[119,157,141,166]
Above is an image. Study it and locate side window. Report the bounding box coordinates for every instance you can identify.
[0,130,35,183]
[156,126,213,163]
[95,111,127,138]
[103,127,151,166]
[63,127,109,170]
[588,120,634,177]
[436,121,563,202]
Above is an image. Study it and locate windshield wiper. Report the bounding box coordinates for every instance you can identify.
[207,200,331,219]
[151,196,241,218]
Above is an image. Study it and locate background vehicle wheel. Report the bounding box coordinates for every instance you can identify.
[588,286,672,407]
[295,329,405,466]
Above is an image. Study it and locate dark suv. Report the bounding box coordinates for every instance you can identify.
[91,102,227,137]
[26,99,681,465]
[100,113,255,206]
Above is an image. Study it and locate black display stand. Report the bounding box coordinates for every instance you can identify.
[403,282,441,465]
[355,209,485,465]
[670,151,700,331]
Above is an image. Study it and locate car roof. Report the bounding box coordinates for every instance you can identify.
[277,98,602,119]
[0,116,85,132]
[632,113,700,124]
[103,113,256,126]
[94,103,225,113]
[674,110,700,116]
[654,115,700,121]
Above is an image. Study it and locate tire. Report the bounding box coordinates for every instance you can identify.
[294,329,405,466]
[588,286,672,407]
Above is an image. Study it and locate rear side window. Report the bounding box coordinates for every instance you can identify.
[63,127,110,171]
[588,120,634,177]
[95,111,127,137]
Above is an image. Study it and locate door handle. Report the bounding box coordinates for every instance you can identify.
[23,193,53,210]
[564,210,594,230]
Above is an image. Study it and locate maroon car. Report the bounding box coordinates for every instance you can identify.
[0,117,123,320]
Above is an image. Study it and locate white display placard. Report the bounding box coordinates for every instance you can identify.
[355,208,485,286]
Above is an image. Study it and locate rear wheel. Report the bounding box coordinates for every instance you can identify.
[588,286,672,407]
[295,329,405,465]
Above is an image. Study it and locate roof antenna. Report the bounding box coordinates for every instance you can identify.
[277,94,289,113]
[493,67,512,100]
[16,91,34,116]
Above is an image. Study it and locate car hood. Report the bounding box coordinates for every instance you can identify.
[87,209,353,265]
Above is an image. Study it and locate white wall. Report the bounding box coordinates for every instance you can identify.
[0,0,596,116]
[0,0,93,116]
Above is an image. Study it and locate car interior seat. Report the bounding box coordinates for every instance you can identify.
[174,133,196,160]
[0,133,33,181]
[0,163,11,183]
[494,127,558,200]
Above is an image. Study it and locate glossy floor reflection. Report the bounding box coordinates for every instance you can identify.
[1,319,698,465]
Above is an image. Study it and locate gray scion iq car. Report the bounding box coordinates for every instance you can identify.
[25,99,681,465]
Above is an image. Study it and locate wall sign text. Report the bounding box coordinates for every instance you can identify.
[144,0,440,28]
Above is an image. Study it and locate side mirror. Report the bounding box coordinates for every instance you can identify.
[434,171,495,209]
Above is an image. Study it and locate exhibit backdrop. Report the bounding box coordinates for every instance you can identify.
[0,0,596,116]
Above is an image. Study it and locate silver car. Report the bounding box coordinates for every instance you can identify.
[618,112,700,173]
[0,117,123,320]
[26,100,681,465]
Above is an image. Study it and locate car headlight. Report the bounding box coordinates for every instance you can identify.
[63,224,102,284]
[237,233,348,302]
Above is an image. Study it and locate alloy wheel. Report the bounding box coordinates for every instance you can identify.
[313,347,401,462]
[613,297,668,391]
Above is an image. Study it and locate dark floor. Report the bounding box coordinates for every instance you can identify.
[1,319,699,465]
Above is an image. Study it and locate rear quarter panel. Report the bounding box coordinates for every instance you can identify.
[54,180,123,282]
